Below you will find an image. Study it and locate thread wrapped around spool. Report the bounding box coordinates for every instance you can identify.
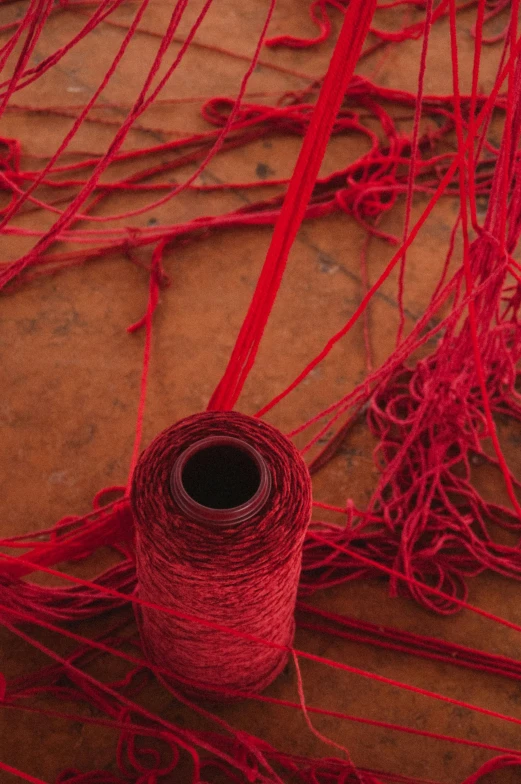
[130,411,312,698]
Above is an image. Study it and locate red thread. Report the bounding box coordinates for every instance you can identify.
[0,761,48,784]
[130,411,311,697]
[2,2,521,783]
[207,0,378,410]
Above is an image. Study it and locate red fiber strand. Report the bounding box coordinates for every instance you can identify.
[3,2,521,783]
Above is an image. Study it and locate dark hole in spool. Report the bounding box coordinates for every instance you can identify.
[182,443,261,509]
[170,436,271,524]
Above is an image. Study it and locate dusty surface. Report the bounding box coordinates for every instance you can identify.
[0,1,520,783]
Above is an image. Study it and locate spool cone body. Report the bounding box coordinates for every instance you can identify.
[130,411,312,698]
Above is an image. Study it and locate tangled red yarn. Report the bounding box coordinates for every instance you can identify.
[2,0,521,782]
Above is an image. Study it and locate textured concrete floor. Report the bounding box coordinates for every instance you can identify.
[0,1,520,782]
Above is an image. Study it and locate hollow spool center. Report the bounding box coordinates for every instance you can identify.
[170,435,271,524]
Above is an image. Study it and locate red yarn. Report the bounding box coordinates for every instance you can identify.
[130,411,311,697]
[4,601,521,761]
[265,0,452,50]
[3,1,521,783]
[208,0,378,410]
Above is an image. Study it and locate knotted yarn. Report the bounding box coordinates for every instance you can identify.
[130,411,312,698]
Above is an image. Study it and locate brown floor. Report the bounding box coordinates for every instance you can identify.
[1,2,520,783]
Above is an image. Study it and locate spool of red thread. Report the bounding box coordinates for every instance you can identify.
[130,411,312,698]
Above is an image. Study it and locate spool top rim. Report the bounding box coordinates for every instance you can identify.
[170,435,271,524]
